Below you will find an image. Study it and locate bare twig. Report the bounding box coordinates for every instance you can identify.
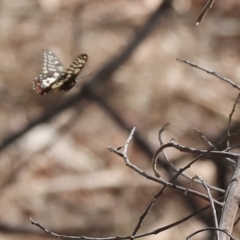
[30,216,130,240]
[108,129,223,203]
[31,204,215,239]
[196,0,214,25]
[140,204,211,236]
[184,227,235,240]
[153,135,239,170]
[109,128,229,238]
[157,126,221,192]
[151,132,240,202]
[184,176,195,195]
[224,144,240,152]
[152,123,169,177]
[197,176,219,240]
[176,58,240,91]
[194,128,214,147]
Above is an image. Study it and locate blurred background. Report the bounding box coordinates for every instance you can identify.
[0,0,240,239]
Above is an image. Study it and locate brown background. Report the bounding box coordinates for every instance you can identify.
[0,0,240,239]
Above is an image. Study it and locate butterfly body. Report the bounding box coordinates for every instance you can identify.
[33,50,88,95]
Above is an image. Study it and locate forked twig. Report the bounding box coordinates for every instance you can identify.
[109,129,224,203]
[157,125,222,192]
[109,128,224,236]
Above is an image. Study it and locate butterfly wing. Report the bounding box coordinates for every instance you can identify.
[51,54,88,92]
[33,50,64,95]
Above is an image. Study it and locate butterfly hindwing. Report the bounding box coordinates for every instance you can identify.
[33,50,88,95]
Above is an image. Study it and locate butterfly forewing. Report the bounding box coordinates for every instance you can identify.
[33,51,88,95]
[42,50,64,76]
[51,54,88,92]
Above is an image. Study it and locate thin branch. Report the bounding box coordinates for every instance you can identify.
[197,176,219,240]
[194,128,214,147]
[152,123,169,177]
[30,216,130,240]
[176,58,240,91]
[157,126,223,192]
[225,144,240,152]
[109,129,223,203]
[31,204,214,239]
[153,136,239,169]
[185,227,235,240]
[151,131,240,206]
[196,0,214,25]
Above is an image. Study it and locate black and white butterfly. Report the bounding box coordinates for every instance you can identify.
[33,50,88,95]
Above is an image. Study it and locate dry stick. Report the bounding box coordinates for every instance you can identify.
[176,58,240,91]
[177,58,240,160]
[196,0,214,25]
[30,216,128,240]
[145,135,236,237]
[110,129,236,238]
[108,130,222,204]
[156,124,197,179]
[194,128,237,166]
[225,144,240,152]
[111,129,240,205]
[138,204,211,237]
[176,58,240,239]
[227,93,240,150]
[218,156,240,240]
[30,204,213,240]
[151,130,240,204]
[158,125,223,192]
[197,176,219,240]
[0,0,172,154]
[152,136,237,197]
[152,123,169,177]
[109,128,223,237]
[185,227,235,240]
[153,136,239,168]
[194,128,214,147]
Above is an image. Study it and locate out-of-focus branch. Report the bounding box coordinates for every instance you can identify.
[0,0,172,154]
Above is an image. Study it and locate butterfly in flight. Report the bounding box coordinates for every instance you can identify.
[33,50,88,95]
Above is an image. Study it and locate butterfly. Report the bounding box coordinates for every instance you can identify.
[33,50,88,95]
